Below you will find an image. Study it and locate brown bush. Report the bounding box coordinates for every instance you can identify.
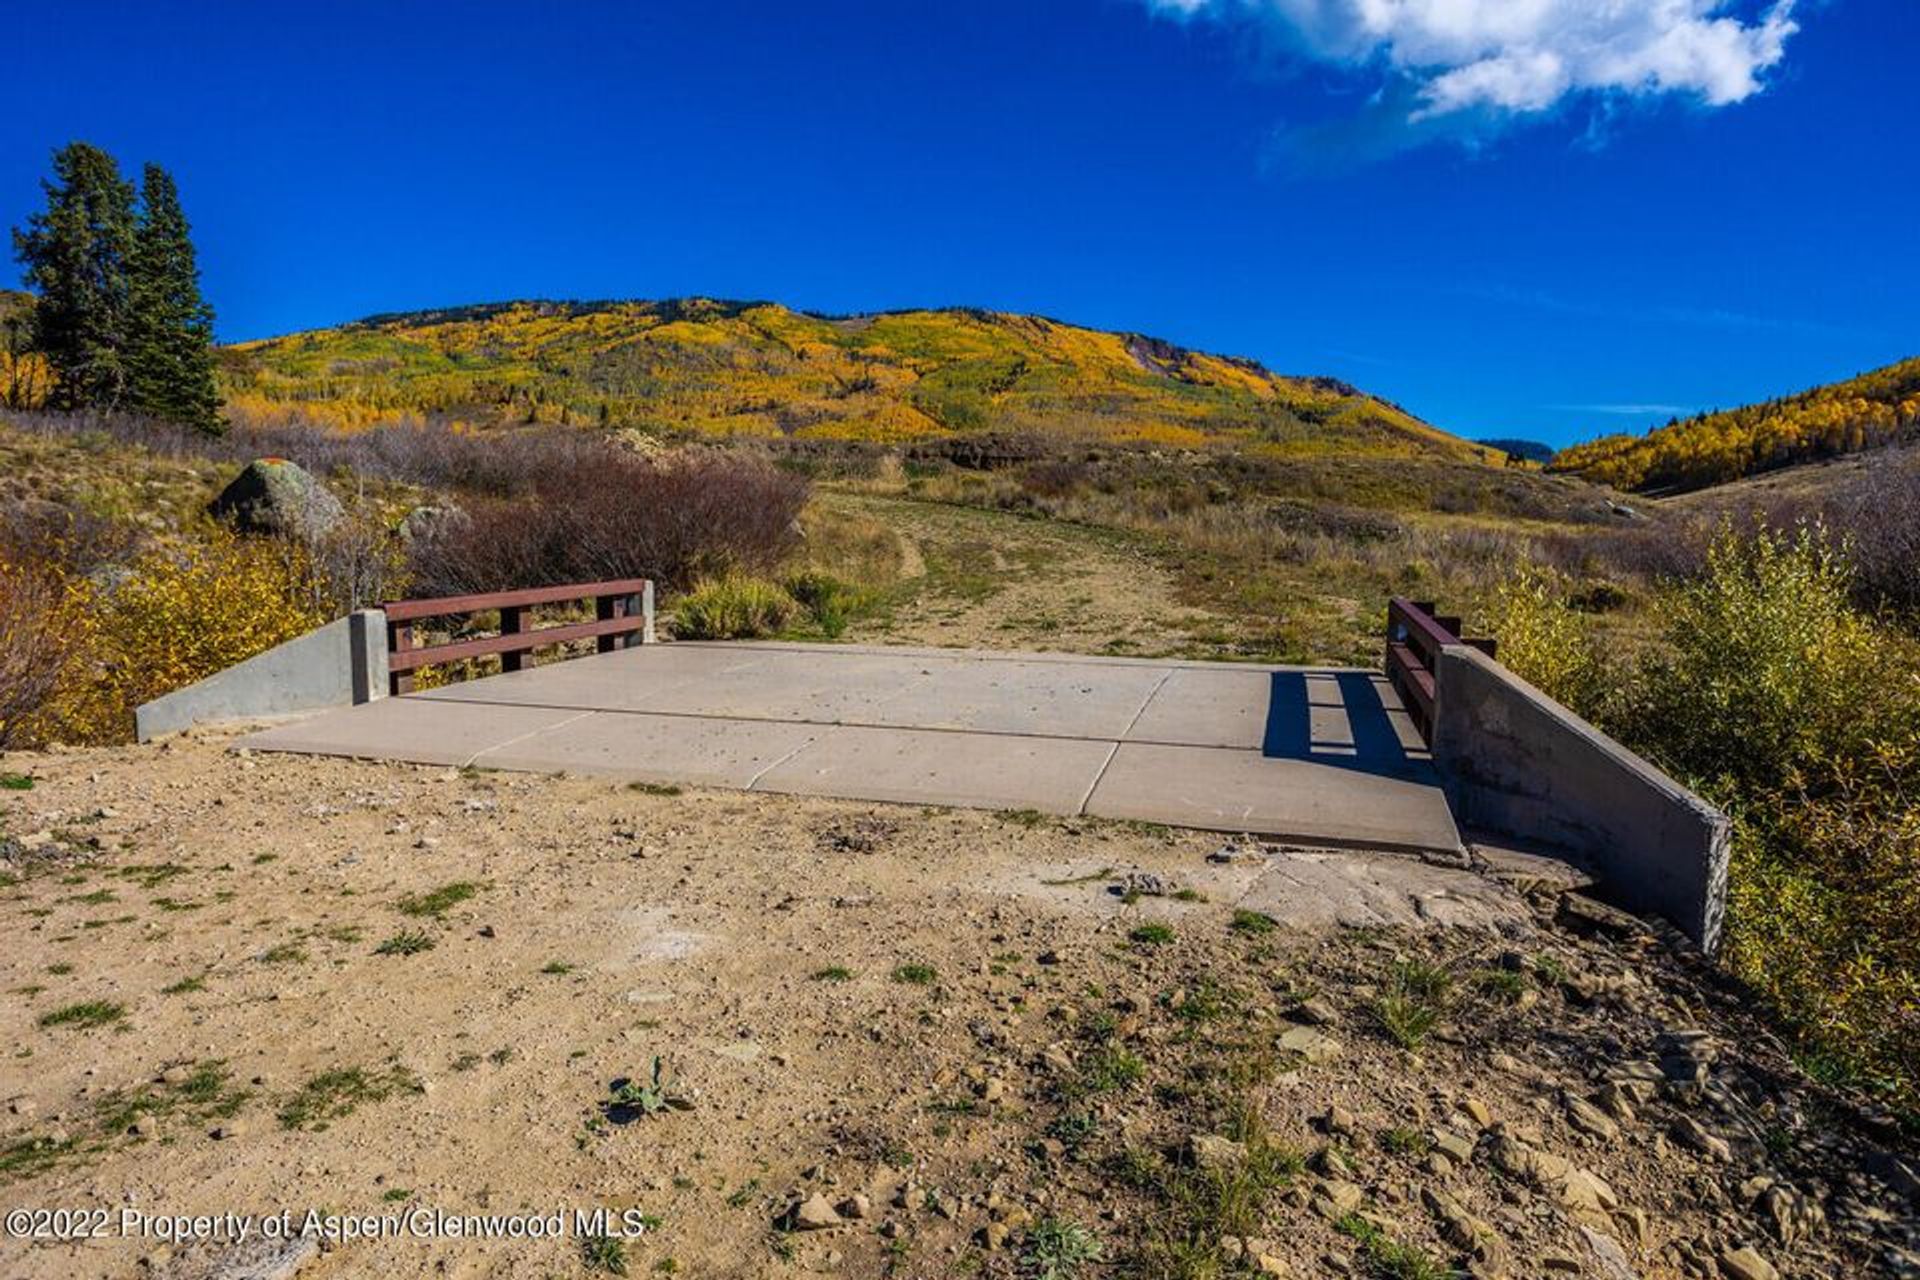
[407,451,807,597]
[0,556,79,750]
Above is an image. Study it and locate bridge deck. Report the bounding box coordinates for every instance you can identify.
[236,641,1461,854]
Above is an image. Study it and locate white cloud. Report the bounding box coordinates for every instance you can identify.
[1149,0,1798,119]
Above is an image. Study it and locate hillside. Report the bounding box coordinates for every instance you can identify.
[1551,355,1920,493]
[223,299,1500,462]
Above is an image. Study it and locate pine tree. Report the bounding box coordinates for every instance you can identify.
[10,142,137,410]
[127,164,222,433]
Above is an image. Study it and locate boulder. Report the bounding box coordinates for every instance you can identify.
[210,459,343,538]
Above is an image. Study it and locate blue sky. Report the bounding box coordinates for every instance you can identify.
[2,0,1912,447]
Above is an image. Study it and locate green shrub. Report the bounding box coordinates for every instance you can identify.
[1482,564,1605,717]
[1608,524,1920,1116]
[671,575,798,640]
[781,570,863,638]
[1625,524,1902,793]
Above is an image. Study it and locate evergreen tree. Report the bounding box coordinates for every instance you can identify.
[127,164,221,432]
[10,142,137,410]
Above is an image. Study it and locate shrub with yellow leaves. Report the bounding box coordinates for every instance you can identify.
[34,530,329,744]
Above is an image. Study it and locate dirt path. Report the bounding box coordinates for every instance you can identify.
[822,492,1231,658]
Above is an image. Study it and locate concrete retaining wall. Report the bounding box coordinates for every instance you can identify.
[1431,644,1729,952]
[135,610,387,742]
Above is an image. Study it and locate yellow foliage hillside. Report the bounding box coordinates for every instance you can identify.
[223,299,1498,462]
[1552,356,1920,492]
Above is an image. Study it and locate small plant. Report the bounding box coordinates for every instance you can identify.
[0,772,34,790]
[258,943,308,964]
[1230,909,1277,936]
[277,1064,422,1131]
[604,1057,693,1121]
[629,781,682,797]
[375,930,435,956]
[1072,1045,1145,1096]
[810,966,854,982]
[581,1231,630,1275]
[1129,923,1174,946]
[1334,1213,1455,1280]
[397,880,484,918]
[892,963,938,986]
[45,962,73,975]
[38,1000,125,1030]
[161,973,207,995]
[997,808,1049,829]
[1373,958,1453,1050]
[1470,968,1530,1004]
[1379,1126,1430,1157]
[540,960,576,975]
[1021,1217,1104,1280]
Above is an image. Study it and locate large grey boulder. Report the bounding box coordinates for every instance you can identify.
[210,459,343,538]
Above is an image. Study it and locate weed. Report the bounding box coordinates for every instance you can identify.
[1170,888,1207,903]
[581,1231,630,1275]
[397,880,484,918]
[540,961,576,975]
[1022,1218,1103,1280]
[1372,958,1453,1050]
[892,963,938,986]
[45,962,73,975]
[38,1000,125,1030]
[811,966,854,982]
[1229,909,1277,936]
[1334,1214,1456,1280]
[1071,1045,1145,1097]
[374,930,435,956]
[996,808,1048,829]
[1470,968,1530,1004]
[1041,866,1113,886]
[1129,923,1174,947]
[629,781,682,797]
[258,943,307,965]
[605,1058,693,1121]
[161,973,207,995]
[1380,1127,1431,1157]
[382,1187,412,1202]
[0,772,34,790]
[277,1064,423,1131]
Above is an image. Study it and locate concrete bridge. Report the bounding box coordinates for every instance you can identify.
[137,581,1730,950]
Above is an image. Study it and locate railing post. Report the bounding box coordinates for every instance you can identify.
[349,609,389,704]
[595,592,622,654]
[641,581,656,644]
[500,605,525,672]
[389,619,415,696]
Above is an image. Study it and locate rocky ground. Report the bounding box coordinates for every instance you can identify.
[2,734,1917,1280]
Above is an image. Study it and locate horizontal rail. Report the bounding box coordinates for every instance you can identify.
[387,614,646,672]
[382,578,653,622]
[1385,597,1495,746]
[381,578,653,695]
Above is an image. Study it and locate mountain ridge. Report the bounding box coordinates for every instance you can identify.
[1551,354,1920,493]
[221,297,1499,463]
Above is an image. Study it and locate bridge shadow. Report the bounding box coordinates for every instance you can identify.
[1261,670,1432,779]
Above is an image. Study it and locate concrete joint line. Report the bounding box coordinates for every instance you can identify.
[1075,741,1124,816]
[462,709,597,769]
[744,732,832,791]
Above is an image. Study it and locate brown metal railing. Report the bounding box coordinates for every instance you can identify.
[1385,597,1495,744]
[383,578,651,695]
